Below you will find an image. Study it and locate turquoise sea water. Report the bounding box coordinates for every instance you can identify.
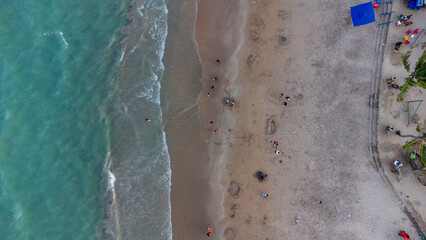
[0,1,128,239]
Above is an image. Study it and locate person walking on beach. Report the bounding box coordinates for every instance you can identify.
[209,120,215,126]
[398,231,411,240]
[207,227,212,236]
[262,193,269,198]
[395,42,402,51]
[211,86,215,91]
[216,59,220,64]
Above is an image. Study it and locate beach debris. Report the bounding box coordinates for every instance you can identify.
[228,181,241,198]
[262,215,268,225]
[278,35,287,46]
[224,227,236,240]
[247,54,255,68]
[266,117,277,135]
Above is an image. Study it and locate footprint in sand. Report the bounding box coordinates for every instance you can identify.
[224,227,236,240]
[266,117,277,135]
[228,181,241,199]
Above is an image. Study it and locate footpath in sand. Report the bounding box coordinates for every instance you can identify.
[213,0,425,239]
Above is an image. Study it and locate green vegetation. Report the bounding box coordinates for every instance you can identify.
[403,125,426,166]
[397,51,426,102]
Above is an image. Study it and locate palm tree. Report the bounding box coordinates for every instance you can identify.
[403,125,426,166]
[397,50,426,102]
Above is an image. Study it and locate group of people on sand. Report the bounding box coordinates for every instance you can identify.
[395,14,413,27]
[393,13,421,51]
[205,58,226,237]
[207,59,226,136]
[386,77,399,89]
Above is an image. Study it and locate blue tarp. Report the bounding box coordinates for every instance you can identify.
[351,2,376,27]
[408,0,423,9]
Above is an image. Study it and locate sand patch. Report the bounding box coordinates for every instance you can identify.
[266,116,277,135]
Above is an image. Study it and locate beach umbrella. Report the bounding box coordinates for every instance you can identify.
[350,2,376,27]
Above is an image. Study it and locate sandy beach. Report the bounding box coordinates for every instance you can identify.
[167,0,425,239]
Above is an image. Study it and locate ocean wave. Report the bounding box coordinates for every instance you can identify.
[136,78,161,105]
[41,31,68,49]
[105,0,172,239]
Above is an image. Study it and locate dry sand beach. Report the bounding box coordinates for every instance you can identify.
[168,0,425,239]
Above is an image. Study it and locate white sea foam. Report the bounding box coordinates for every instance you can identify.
[136,78,161,105]
[58,31,68,48]
[119,50,125,62]
[41,31,68,49]
[107,0,172,239]
[107,170,116,191]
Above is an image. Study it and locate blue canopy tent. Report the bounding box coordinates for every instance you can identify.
[350,2,376,27]
[408,0,423,10]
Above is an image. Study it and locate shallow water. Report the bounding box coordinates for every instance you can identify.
[104,0,173,239]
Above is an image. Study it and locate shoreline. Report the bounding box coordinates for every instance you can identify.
[160,0,211,239]
[194,0,248,237]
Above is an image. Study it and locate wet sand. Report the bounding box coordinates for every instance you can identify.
[161,0,210,239]
[194,0,248,238]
